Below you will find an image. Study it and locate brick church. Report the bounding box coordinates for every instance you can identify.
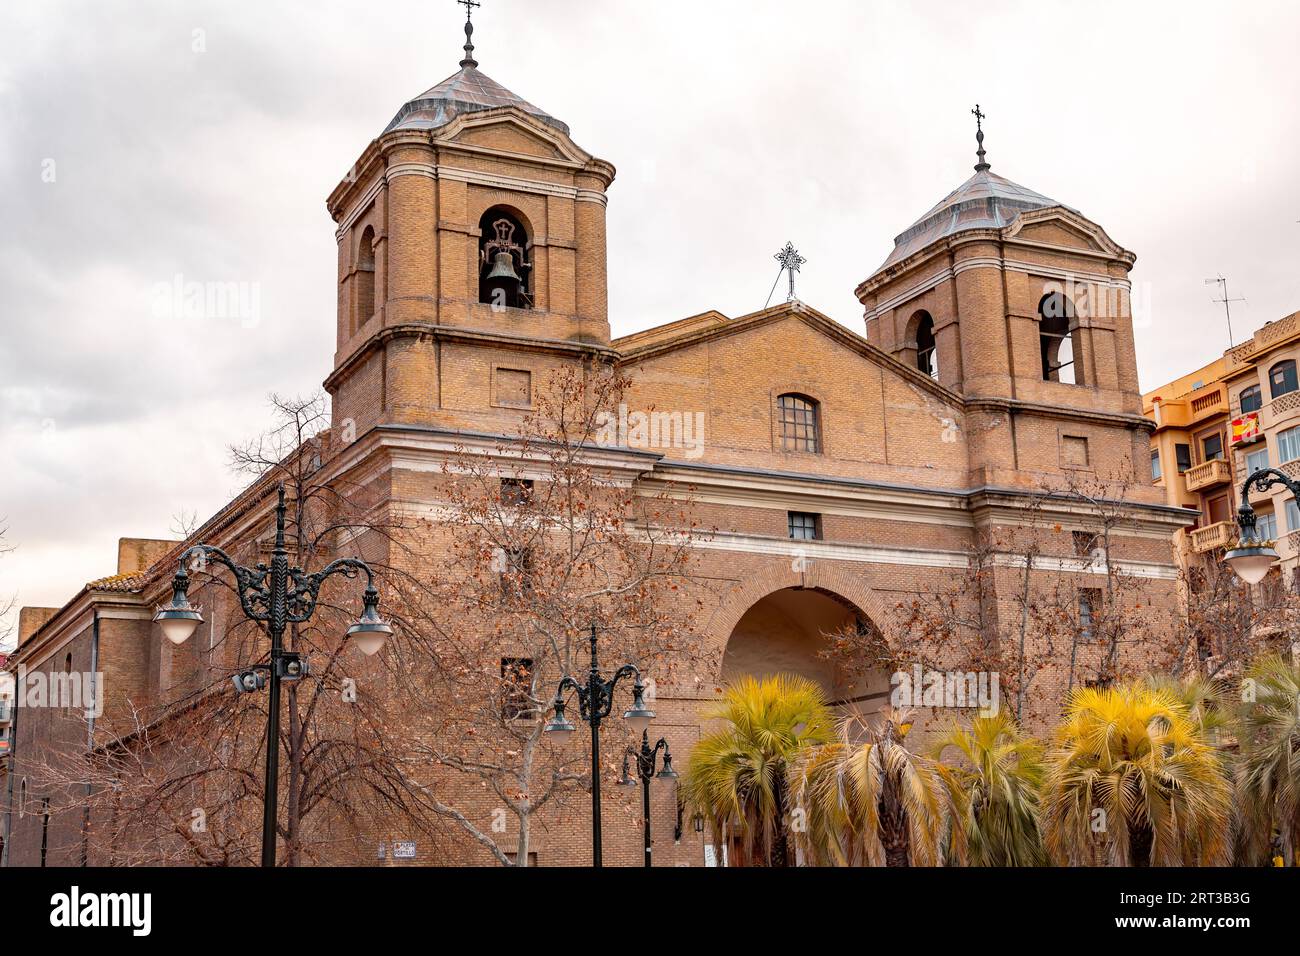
[3,17,1191,867]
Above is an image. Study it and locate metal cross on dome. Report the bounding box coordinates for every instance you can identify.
[774,241,806,303]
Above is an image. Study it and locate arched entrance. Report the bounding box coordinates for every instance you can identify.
[719,586,891,716]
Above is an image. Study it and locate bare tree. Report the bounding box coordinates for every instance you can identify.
[30,393,444,865]
[392,364,709,865]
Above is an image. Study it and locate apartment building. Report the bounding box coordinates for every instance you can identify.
[1145,311,1300,578]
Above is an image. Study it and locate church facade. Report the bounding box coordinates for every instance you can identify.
[3,27,1192,867]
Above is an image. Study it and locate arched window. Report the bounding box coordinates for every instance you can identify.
[1269,360,1297,399]
[1040,292,1083,385]
[478,208,532,309]
[354,226,376,332]
[1240,384,1262,414]
[19,779,26,819]
[913,311,938,380]
[777,393,820,453]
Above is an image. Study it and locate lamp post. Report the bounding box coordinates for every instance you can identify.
[617,729,677,867]
[1223,467,1293,585]
[542,623,654,867]
[152,483,392,867]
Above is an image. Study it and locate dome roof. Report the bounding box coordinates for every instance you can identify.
[876,169,1068,270]
[384,64,569,136]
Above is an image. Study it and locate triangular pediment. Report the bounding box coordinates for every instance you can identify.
[618,301,962,407]
[1003,206,1133,263]
[434,109,590,167]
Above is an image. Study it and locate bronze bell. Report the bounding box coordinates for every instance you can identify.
[485,250,521,284]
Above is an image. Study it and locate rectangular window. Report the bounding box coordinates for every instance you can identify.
[499,547,533,597]
[788,511,821,541]
[1202,433,1224,462]
[494,368,533,408]
[1150,450,1162,481]
[1277,426,1300,464]
[1256,511,1279,541]
[1246,446,1270,475]
[1078,588,1102,643]
[500,478,534,506]
[500,658,535,720]
[1061,435,1089,467]
[777,395,820,453]
[1287,499,1300,533]
[1175,444,1192,472]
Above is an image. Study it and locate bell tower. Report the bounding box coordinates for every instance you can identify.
[856,108,1148,488]
[324,7,616,435]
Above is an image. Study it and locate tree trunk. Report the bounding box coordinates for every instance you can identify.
[879,784,911,867]
[1128,822,1153,867]
[770,774,791,867]
[515,810,531,866]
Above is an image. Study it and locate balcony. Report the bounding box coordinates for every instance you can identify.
[1184,457,1232,492]
[1188,384,1227,420]
[1189,520,1237,553]
[1266,389,1300,428]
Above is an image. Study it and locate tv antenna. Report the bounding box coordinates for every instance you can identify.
[1205,275,1245,347]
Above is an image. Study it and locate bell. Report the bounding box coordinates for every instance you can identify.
[485,250,521,284]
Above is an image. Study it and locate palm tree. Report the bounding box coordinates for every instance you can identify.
[1041,683,1232,866]
[793,708,949,866]
[681,674,833,866]
[931,712,1046,866]
[1235,654,1300,866]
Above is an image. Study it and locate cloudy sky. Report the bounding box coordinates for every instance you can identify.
[2,0,1298,645]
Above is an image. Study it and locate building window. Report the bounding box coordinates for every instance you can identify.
[500,658,535,720]
[1287,499,1300,533]
[500,478,533,506]
[777,394,820,453]
[498,547,533,597]
[1240,384,1263,414]
[494,368,532,408]
[912,311,938,380]
[354,226,376,333]
[788,511,822,541]
[1078,588,1101,642]
[1246,446,1270,475]
[478,208,532,309]
[1150,450,1162,481]
[1256,510,1279,541]
[1040,292,1082,385]
[1278,426,1300,465]
[1201,433,1224,462]
[1175,443,1192,472]
[1270,360,1298,399]
[1061,434,1089,468]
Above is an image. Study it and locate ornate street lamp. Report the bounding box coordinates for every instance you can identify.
[543,623,654,867]
[618,729,677,867]
[1223,467,1290,585]
[152,483,392,867]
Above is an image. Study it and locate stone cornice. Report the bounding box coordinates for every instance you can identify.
[323,323,619,393]
[964,396,1156,433]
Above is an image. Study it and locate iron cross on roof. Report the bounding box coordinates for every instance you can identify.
[971,103,990,172]
[774,241,806,303]
[458,0,481,67]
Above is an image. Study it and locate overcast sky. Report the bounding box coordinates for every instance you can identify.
[2,0,1298,646]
